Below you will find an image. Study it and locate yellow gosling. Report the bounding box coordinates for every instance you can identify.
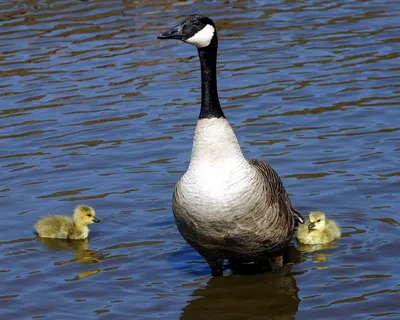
[296,211,340,245]
[35,205,100,240]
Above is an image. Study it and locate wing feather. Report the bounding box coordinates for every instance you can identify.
[247,159,304,228]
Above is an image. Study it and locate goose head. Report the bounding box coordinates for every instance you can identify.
[158,15,224,119]
[73,205,100,225]
[308,211,326,232]
[158,14,217,49]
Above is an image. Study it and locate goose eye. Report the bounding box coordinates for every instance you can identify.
[194,20,200,26]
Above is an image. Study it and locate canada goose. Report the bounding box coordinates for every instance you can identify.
[158,15,303,276]
[296,211,341,245]
[35,205,100,240]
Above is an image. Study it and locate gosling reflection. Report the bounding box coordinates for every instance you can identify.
[297,241,339,253]
[37,238,104,265]
[297,241,339,267]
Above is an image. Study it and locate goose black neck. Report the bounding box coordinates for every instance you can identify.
[197,38,225,119]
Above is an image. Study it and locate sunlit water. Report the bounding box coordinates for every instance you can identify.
[1,0,399,319]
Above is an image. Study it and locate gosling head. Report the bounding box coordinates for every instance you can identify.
[73,205,100,225]
[158,14,217,49]
[308,211,326,232]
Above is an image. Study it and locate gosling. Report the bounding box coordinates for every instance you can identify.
[296,211,340,245]
[35,205,100,240]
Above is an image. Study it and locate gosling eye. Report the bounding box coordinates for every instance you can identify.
[87,214,92,217]
[317,219,321,222]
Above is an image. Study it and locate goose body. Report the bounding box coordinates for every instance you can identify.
[158,15,303,275]
[35,205,100,240]
[296,211,341,245]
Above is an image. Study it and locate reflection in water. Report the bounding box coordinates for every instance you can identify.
[181,265,300,320]
[297,240,339,267]
[179,244,302,319]
[297,241,339,253]
[37,238,103,265]
[311,253,327,265]
[0,0,399,318]
[66,269,102,281]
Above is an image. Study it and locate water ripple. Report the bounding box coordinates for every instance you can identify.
[0,0,399,319]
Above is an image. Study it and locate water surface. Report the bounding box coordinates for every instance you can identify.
[1,0,399,319]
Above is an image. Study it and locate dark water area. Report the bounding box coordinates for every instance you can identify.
[0,0,399,319]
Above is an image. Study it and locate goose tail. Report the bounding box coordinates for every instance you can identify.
[292,208,304,226]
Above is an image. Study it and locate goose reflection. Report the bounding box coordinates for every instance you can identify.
[180,244,302,320]
[37,238,104,265]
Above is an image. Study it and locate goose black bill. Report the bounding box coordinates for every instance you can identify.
[157,24,183,40]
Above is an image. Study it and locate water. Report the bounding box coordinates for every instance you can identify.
[0,0,399,319]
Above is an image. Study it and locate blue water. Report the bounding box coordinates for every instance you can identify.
[0,0,399,319]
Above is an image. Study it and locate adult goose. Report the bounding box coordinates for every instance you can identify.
[158,15,303,276]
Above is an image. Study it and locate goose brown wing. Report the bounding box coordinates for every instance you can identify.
[247,159,304,227]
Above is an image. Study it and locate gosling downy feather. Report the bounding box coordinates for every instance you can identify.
[35,205,100,240]
[296,211,340,245]
[158,15,303,276]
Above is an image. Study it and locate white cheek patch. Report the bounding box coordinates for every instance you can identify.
[185,24,215,48]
